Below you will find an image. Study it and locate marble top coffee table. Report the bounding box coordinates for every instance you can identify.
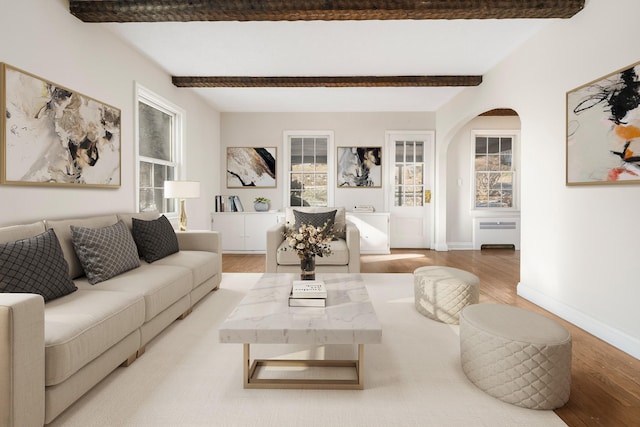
[219,273,382,389]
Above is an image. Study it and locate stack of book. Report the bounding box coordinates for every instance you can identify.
[288,280,327,307]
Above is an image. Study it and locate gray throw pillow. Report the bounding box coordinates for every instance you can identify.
[293,209,337,232]
[132,215,179,263]
[0,229,77,302]
[71,220,141,285]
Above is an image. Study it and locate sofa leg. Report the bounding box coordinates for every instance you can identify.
[137,346,146,358]
[121,352,137,367]
[179,307,193,320]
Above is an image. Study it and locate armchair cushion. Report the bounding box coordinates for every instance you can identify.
[292,209,336,231]
[286,207,346,238]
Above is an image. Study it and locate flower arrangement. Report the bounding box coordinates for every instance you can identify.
[281,221,335,260]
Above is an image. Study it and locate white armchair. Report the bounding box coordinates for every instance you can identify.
[266,207,360,273]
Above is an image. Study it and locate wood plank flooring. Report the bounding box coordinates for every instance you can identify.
[222,249,640,427]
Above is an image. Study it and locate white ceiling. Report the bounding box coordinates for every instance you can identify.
[104,19,552,112]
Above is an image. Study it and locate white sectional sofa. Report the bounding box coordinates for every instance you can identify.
[0,212,222,426]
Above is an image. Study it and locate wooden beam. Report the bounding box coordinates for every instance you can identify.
[70,0,585,22]
[171,75,482,88]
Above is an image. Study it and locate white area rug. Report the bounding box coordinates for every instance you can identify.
[49,273,567,427]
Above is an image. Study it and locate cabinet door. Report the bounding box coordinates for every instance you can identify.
[211,214,245,251]
[244,214,278,251]
[347,213,390,254]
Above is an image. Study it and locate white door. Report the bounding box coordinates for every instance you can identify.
[385,131,434,248]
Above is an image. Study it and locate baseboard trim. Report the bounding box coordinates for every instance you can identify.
[517,282,640,360]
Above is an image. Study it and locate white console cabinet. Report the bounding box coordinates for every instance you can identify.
[346,212,390,254]
[210,212,279,253]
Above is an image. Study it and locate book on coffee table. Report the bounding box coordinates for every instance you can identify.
[291,280,327,299]
[288,297,326,307]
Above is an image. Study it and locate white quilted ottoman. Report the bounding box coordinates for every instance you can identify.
[413,266,479,324]
[460,304,572,410]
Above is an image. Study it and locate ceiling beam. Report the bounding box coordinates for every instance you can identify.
[70,1,585,22]
[171,75,483,88]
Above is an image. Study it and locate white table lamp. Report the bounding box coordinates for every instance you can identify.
[164,180,200,231]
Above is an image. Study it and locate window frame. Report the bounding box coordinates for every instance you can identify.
[135,83,186,216]
[470,129,520,211]
[282,130,335,208]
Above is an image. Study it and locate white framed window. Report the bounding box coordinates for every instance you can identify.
[394,140,426,207]
[283,130,334,207]
[471,130,518,210]
[136,84,185,214]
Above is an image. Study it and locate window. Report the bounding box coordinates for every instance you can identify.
[394,140,425,206]
[284,131,334,207]
[136,85,184,214]
[473,132,516,209]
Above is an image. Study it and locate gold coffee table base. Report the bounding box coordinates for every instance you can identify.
[243,343,365,390]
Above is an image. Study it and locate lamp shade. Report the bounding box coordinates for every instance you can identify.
[164,180,201,199]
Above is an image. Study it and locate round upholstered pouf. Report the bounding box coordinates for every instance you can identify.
[413,266,480,324]
[459,304,572,410]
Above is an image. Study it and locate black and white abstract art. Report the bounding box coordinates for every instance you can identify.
[1,63,121,187]
[337,146,382,187]
[226,147,276,188]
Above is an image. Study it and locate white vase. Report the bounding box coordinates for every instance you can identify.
[254,202,269,212]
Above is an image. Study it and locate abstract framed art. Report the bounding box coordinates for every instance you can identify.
[226,147,276,188]
[1,63,121,187]
[337,146,382,187]
[566,60,640,185]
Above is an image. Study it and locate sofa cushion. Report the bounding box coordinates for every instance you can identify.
[46,215,118,279]
[0,220,46,243]
[286,207,346,238]
[293,209,337,232]
[153,250,219,288]
[276,238,350,266]
[75,263,192,322]
[71,221,141,285]
[0,229,77,302]
[44,289,145,386]
[131,215,179,263]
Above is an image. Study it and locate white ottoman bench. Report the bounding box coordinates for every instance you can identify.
[459,304,572,410]
[413,266,480,324]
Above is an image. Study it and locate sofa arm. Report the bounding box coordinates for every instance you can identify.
[345,221,361,273]
[266,223,286,273]
[0,294,45,427]
[176,230,221,253]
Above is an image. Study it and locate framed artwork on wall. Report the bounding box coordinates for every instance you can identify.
[226,146,277,188]
[566,60,640,185]
[1,63,121,187]
[337,146,382,187]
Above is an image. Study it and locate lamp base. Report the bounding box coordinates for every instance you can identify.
[178,199,187,231]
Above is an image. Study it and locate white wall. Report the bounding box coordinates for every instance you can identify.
[437,0,640,358]
[446,115,521,248]
[220,112,435,212]
[0,0,220,230]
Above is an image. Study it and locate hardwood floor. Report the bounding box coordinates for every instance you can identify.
[222,249,640,427]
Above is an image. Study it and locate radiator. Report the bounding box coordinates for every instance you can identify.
[473,218,520,250]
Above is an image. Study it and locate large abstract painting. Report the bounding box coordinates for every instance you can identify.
[1,64,121,187]
[337,146,382,187]
[567,60,640,185]
[226,147,276,188]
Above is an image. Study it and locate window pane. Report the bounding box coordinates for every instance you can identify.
[291,138,303,167]
[487,137,500,154]
[406,141,415,162]
[394,186,402,206]
[395,164,403,185]
[140,161,152,187]
[415,164,424,185]
[404,165,415,185]
[395,141,404,162]
[500,153,512,170]
[139,102,172,161]
[501,138,512,153]
[475,137,487,154]
[475,154,488,171]
[415,141,424,162]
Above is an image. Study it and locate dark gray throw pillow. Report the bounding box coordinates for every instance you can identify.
[71,220,141,285]
[132,215,179,263]
[293,210,337,232]
[0,229,77,302]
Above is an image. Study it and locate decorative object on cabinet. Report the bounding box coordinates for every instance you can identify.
[566,60,640,185]
[164,180,200,231]
[337,146,382,187]
[1,63,121,187]
[226,147,276,188]
[253,197,270,211]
